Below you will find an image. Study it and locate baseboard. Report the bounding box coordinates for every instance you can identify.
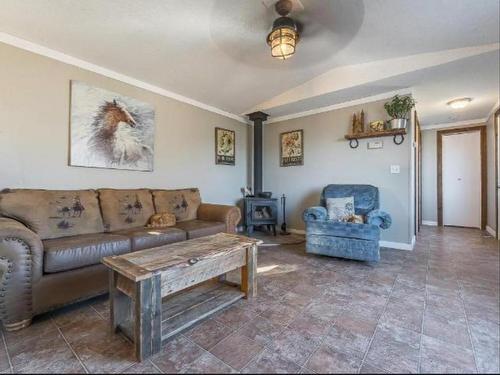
[289,228,414,251]
[485,226,496,238]
[379,240,414,251]
[422,220,438,226]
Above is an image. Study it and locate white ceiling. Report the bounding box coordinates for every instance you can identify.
[0,0,498,125]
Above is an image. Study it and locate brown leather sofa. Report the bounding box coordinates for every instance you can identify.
[0,187,241,331]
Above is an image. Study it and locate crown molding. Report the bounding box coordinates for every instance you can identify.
[421,118,487,131]
[0,32,248,124]
[265,88,413,124]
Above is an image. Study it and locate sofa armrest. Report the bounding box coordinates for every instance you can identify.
[366,210,392,230]
[197,203,242,234]
[303,206,328,222]
[0,217,43,329]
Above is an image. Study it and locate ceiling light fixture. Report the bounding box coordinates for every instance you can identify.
[267,0,299,60]
[447,97,472,109]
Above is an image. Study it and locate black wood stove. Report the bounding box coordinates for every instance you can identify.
[244,196,278,235]
[245,111,278,235]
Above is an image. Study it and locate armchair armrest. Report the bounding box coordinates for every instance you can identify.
[0,217,43,330]
[366,210,392,230]
[303,206,328,222]
[197,203,242,234]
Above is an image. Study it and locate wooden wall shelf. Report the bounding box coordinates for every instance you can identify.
[345,129,407,148]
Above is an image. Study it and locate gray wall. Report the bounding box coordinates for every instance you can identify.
[263,99,414,244]
[0,42,248,205]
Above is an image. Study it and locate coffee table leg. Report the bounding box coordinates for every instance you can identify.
[109,270,131,333]
[134,274,162,361]
[241,244,257,299]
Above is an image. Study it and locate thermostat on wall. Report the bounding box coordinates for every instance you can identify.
[367,141,383,149]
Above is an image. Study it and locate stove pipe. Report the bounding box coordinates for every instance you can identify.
[247,111,269,194]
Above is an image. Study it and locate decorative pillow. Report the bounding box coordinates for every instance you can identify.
[147,213,176,228]
[0,189,104,239]
[326,197,355,222]
[152,188,201,222]
[346,214,365,224]
[98,189,155,232]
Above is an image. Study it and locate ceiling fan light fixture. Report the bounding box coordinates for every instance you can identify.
[267,16,299,60]
[447,97,472,109]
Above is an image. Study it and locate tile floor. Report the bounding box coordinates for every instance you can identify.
[0,226,498,373]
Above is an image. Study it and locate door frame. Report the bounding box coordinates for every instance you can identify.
[437,125,487,229]
[495,109,499,238]
[414,111,422,234]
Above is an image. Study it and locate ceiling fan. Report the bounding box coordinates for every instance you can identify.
[264,0,304,60]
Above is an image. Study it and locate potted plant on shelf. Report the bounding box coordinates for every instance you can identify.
[384,95,416,129]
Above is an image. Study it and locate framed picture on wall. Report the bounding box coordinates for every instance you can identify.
[280,129,303,167]
[70,81,155,171]
[215,127,235,165]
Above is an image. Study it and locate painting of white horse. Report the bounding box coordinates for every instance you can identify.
[70,81,155,171]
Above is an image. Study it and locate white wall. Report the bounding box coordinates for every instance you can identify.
[0,42,249,206]
[263,99,414,245]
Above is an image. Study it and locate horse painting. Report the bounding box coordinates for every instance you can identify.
[70,81,155,171]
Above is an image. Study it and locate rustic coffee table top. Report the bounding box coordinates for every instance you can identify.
[102,232,262,282]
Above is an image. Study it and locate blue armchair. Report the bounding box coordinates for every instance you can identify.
[303,184,391,262]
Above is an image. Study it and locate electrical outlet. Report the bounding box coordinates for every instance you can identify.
[390,165,400,174]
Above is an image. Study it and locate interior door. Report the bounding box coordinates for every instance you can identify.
[442,131,481,228]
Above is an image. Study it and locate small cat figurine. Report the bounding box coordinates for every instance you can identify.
[146,213,176,228]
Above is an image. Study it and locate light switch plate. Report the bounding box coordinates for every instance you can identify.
[390,165,400,174]
[368,141,383,149]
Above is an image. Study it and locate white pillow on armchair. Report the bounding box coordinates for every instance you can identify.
[326,197,355,221]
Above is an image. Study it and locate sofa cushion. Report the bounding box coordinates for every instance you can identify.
[0,189,104,240]
[152,188,201,222]
[174,219,225,239]
[98,189,155,232]
[113,226,186,251]
[43,233,131,273]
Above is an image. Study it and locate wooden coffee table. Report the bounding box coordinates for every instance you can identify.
[102,233,262,361]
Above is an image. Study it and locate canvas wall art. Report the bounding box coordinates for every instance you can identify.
[280,129,303,167]
[215,127,235,165]
[70,81,155,171]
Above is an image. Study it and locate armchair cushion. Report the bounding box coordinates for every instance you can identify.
[303,206,328,222]
[366,210,392,230]
[306,220,380,242]
[321,185,379,215]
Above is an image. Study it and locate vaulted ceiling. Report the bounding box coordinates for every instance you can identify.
[0,0,498,125]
